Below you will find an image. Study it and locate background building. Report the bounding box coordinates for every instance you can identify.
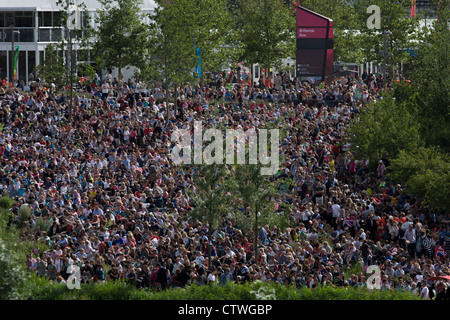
[0,0,156,87]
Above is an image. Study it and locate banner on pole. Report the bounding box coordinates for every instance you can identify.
[13,46,19,81]
[195,47,202,78]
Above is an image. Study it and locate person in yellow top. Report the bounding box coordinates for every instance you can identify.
[328,155,335,173]
[290,228,299,244]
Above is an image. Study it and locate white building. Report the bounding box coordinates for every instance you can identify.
[0,0,157,86]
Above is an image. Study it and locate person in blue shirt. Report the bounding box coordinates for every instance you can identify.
[92,204,104,216]
[112,234,125,247]
[224,89,233,101]
[221,266,233,286]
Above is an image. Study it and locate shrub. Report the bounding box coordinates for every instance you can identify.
[34,217,52,233]
[17,205,33,228]
[25,280,420,301]
[0,197,13,210]
[0,241,29,299]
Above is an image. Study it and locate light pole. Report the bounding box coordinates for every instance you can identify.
[11,29,20,88]
[382,30,392,86]
[69,36,74,120]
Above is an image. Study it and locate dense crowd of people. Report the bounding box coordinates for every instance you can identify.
[1,68,449,300]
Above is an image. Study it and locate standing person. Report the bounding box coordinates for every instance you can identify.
[258,225,268,247]
[360,239,370,265]
[26,254,36,273]
[377,160,386,178]
[419,280,429,300]
[332,200,341,229]
[101,80,110,101]
[35,257,47,277]
[422,231,435,258]
[47,257,58,281]
[156,263,169,290]
[403,224,417,258]
[221,266,233,286]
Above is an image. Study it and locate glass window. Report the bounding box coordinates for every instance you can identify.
[51,28,63,42]
[53,11,62,26]
[18,50,26,82]
[0,51,7,80]
[28,50,36,82]
[20,29,35,42]
[15,17,33,28]
[43,12,52,27]
[39,29,50,42]
[39,50,44,65]
[38,12,43,27]
[0,12,5,28]
[6,12,14,27]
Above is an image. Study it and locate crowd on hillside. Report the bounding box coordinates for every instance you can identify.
[1,68,449,300]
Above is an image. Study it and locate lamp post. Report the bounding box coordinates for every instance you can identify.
[11,29,20,88]
[382,30,392,86]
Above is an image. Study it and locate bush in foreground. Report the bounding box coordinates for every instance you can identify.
[0,241,29,299]
[24,277,419,300]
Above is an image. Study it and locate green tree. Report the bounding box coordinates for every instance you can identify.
[408,5,450,150]
[186,162,233,268]
[33,44,67,89]
[228,155,292,264]
[353,0,420,77]
[93,0,149,81]
[348,90,423,171]
[146,0,233,120]
[34,0,95,90]
[150,0,233,80]
[232,0,296,78]
[388,147,450,212]
[299,0,421,70]
[298,0,363,64]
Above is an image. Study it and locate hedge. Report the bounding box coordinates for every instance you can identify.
[24,276,419,300]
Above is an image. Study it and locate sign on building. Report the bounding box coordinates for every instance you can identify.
[296,6,333,82]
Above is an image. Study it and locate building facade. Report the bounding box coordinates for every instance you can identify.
[0,0,156,87]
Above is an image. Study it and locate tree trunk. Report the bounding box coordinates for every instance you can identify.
[208,227,212,270]
[165,82,170,123]
[118,65,123,82]
[174,82,178,117]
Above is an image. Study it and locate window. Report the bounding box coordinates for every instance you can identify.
[15,16,33,28]
[0,11,35,28]
[43,12,52,27]
[53,11,62,26]
[0,51,7,80]
[28,51,36,81]
[39,29,50,42]
[5,12,14,27]
[39,50,45,65]
[18,50,26,82]
[51,28,63,42]
[0,12,5,28]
